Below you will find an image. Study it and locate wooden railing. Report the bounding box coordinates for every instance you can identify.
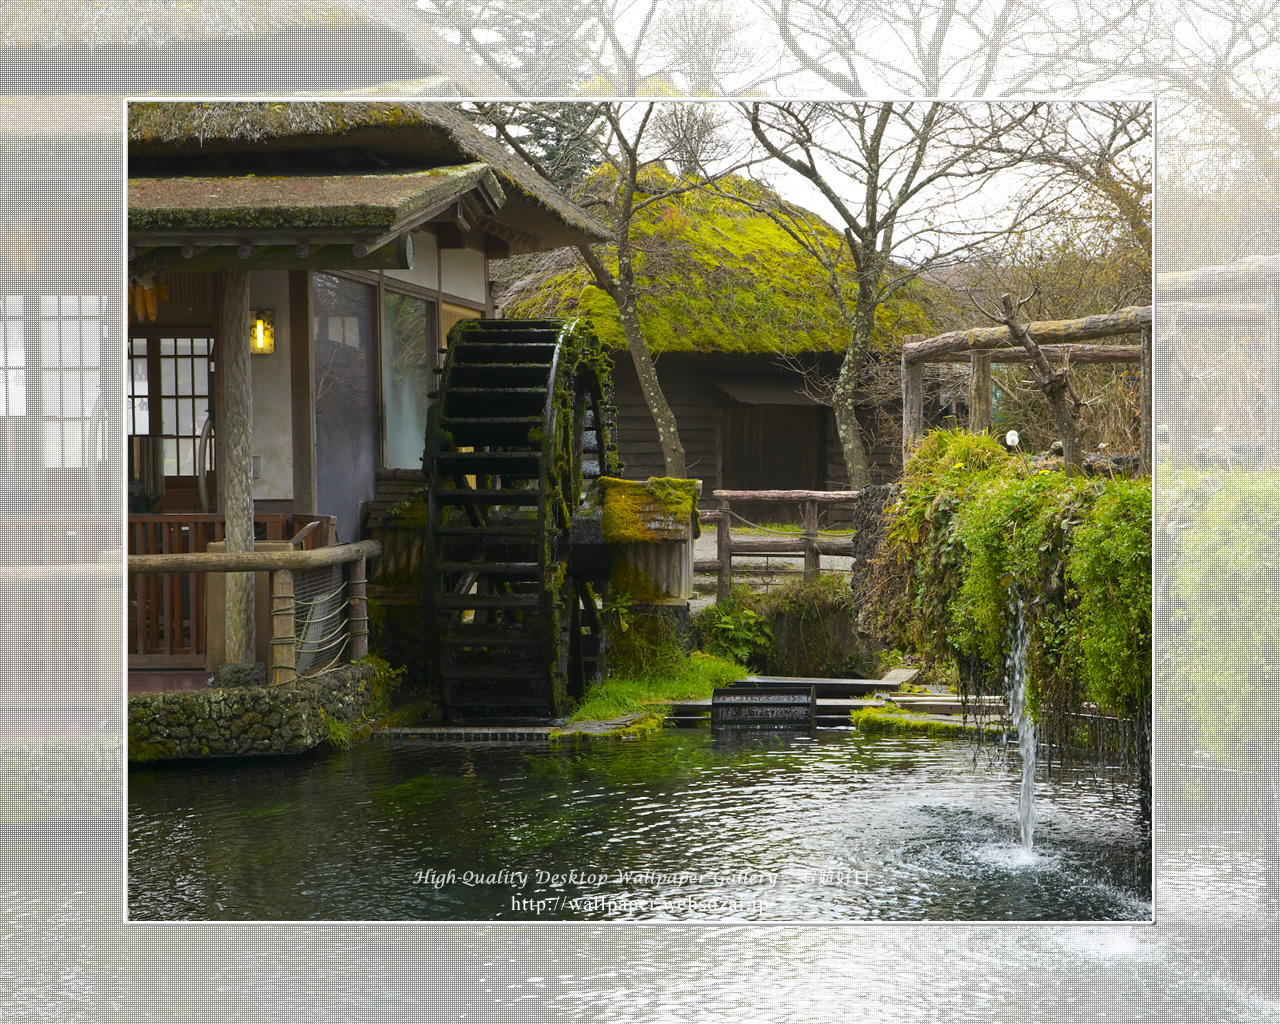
[127,514,336,668]
[128,539,379,685]
[696,490,861,600]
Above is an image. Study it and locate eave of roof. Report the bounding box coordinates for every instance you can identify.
[128,162,503,248]
[128,102,610,252]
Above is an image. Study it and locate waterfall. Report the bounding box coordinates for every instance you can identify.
[1005,594,1036,850]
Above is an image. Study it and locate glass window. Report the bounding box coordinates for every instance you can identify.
[382,290,436,469]
[41,294,106,468]
[127,333,215,478]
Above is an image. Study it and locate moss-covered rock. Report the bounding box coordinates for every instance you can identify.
[598,476,698,543]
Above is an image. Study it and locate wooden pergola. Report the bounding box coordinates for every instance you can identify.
[900,305,1153,471]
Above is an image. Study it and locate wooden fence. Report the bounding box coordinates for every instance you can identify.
[128,537,377,685]
[696,489,860,600]
[900,305,1153,468]
[127,513,336,668]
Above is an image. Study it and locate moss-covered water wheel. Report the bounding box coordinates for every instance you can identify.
[424,318,620,721]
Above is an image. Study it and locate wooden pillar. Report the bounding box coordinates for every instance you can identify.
[220,267,255,663]
[969,351,993,433]
[717,495,732,602]
[289,270,318,513]
[1139,327,1152,474]
[348,548,370,660]
[802,499,819,580]
[1269,278,1280,469]
[901,337,925,469]
[270,568,296,685]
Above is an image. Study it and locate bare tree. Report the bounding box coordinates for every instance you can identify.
[751,0,1137,97]
[479,101,753,478]
[743,100,1047,485]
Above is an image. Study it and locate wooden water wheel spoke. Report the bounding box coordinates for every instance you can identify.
[425,319,620,721]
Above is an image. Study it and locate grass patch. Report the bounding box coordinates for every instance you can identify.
[849,707,1002,739]
[740,522,858,536]
[569,651,745,723]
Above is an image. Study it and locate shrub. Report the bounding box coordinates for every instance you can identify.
[871,428,1151,749]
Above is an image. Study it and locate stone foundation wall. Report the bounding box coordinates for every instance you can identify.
[128,662,374,762]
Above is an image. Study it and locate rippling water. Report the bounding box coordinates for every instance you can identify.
[128,729,1149,922]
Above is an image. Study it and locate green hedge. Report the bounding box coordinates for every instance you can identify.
[874,429,1151,736]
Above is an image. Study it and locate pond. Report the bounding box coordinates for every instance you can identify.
[128,728,1150,922]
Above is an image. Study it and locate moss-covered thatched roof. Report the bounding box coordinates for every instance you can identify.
[499,172,937,355]
[129,102,608,252]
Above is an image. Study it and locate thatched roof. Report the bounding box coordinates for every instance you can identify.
[129,102,609,253]
[4,2,509,95]
[499,173,940,355]
[129,163,503,243]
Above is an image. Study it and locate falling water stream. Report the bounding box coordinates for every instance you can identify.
[1006,594,1036,850]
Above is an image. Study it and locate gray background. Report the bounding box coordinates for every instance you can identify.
[3,2,1274,1019]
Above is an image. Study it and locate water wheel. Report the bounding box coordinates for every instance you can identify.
[423,318,620,721]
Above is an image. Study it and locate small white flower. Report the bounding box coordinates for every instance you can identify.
[1005,430,1020,447]
[1098,442,1107,449]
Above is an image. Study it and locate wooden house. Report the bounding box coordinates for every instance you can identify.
[496,179,946,514]
[126,101,607,668]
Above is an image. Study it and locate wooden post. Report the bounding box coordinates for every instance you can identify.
[717,494,732,602]
[270,568,296,685]
[1139,327,1152,474]
[901,337,925,469]
[220,267,255,663]
[970,351,993,433]
[803,499,819,581]
[1269,277,1280,469]
[348,548,370,660]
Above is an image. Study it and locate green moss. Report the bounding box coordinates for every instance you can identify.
[598,476,698,543]
[870,427,1150,757]
[502,169,938,354]
[849,707,1002,739]
[548,710,668,744]
[387,495,429,527]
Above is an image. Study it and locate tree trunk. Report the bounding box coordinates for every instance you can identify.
[618,299,686,478]
[220,268,255,663]
[832,354,873,487]
[1001,294,1083,476]
[832,278,882,487]
[578,243,687,479]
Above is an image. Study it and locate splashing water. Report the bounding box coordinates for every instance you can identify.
[1006,594,1036,850]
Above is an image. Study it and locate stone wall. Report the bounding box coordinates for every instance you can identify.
[128,662,374,762]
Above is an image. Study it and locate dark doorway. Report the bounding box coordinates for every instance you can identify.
[720,403,826,524]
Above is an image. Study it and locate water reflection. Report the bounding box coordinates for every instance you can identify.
[129,730,1149,922]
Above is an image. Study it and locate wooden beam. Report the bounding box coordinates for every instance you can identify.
[930,344,1141,364]
[270,569,296,685]
[903,307,1151,363]
[970,351,993,433]
[289,271,317,514]
[1269,278,1280,468]
[901,337,925,466]
[128,540,382,575]
[220,268,255,665]
[711,489,862,503]
[1140,328,1152,475]
[1158,255,1280,300]
[137,238,415,273]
